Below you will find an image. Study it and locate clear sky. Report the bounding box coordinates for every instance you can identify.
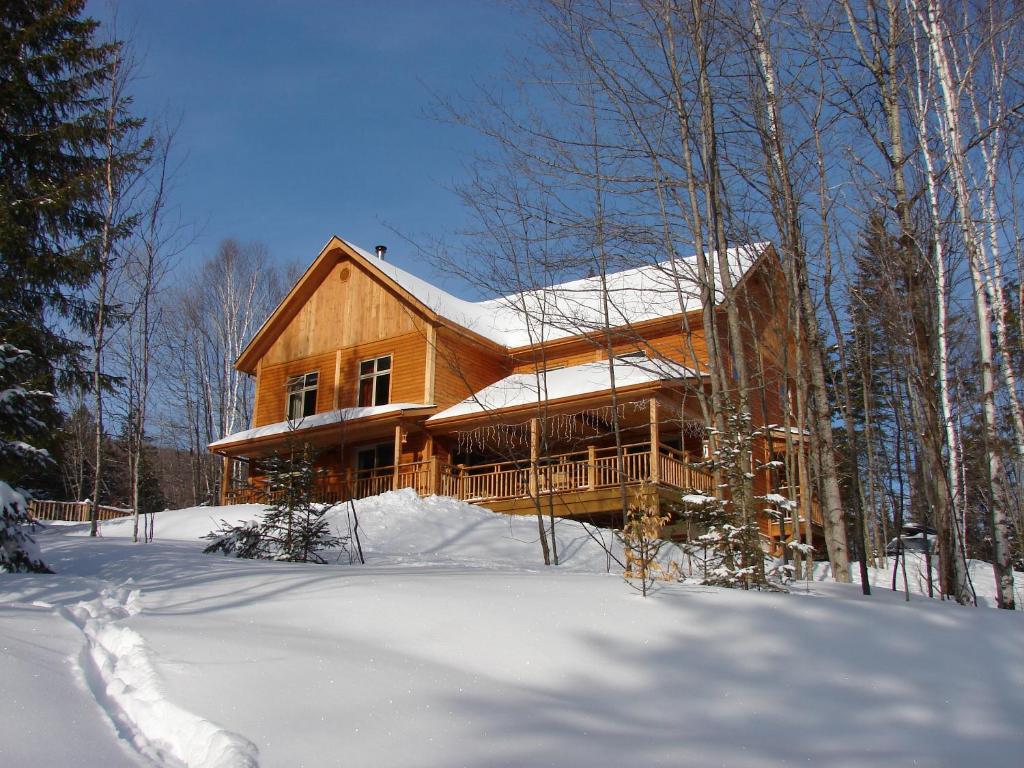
[87,1,529,295]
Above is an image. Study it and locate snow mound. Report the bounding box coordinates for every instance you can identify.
[82,489,657,573]
[63,584,259,768]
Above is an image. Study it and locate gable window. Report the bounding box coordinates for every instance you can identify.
[358,355,391,407]
[286,372,318,420]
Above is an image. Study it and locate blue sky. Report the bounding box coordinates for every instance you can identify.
[88,1,529,295]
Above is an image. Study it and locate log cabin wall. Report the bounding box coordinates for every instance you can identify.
[251,255,435,428]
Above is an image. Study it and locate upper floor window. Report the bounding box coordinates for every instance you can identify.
[286,371,318,420]
[358,355,391,407]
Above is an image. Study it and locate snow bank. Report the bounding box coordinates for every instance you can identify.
[79,489,659,573]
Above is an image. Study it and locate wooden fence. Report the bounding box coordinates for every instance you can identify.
[28,499,134,522]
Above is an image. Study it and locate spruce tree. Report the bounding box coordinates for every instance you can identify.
[0,344,51,572]
[205,439,344,564]
[258,442,341,563]
[1,1,127,492]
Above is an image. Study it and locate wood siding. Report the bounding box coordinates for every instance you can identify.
[253,333,428,427]
[433,326,510,408]
[253,350,338,427]
[262,258,428,366]
[510,318,709,374]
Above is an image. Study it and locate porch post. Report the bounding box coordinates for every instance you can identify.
[220,455,231,504]
[423,434,436,496]
[393,424,403,490]
[529,417,539,497]
[587,445,597,489]
[427,455,439,495]
[649,399,660,484]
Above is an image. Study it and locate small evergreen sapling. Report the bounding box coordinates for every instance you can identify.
[203,518,264,559]
[204,437,344,564]
[259,443,341,563]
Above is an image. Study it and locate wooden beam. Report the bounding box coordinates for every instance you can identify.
[333,349,342,409]
[529,417,539,497]
[220,455,231,505]
[393,424,403,490]
[649,398,660,484]
[424,324,436,403]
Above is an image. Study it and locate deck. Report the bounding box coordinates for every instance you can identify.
[225,441,716,520]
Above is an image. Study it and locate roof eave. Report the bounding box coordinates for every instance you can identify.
[425,377,696,430]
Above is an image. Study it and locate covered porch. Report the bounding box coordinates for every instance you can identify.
[424,379,718,525]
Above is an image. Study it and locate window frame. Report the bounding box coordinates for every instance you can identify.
[356,354,392,408]
[285,371,319,420]
[354,442,395,473]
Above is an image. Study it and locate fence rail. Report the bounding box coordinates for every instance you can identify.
[28,499,133,522]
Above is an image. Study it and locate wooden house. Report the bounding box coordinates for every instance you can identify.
[210,236,820,550]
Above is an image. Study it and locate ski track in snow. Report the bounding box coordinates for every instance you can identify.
[61,583,260,768]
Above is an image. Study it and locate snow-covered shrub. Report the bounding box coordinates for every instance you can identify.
[1,481,50,573]
[0,343,54,573]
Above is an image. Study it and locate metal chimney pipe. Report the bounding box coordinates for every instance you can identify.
[375,244,387,260]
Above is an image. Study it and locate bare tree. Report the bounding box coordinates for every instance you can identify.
[85,33,150,536]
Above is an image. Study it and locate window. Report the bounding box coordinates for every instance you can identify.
[358,355,391,407]
[356,443,394,473]
[286,371,318,420]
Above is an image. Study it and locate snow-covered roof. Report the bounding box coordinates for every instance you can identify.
[209,403,434,450]
[348,240,768,348]
[427,358,698,423]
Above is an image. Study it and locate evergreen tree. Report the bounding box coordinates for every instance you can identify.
[0,343,52,572]
[679,412,771,589]
[258,442,340,563]
[205,440,343,564]
[1,1,128,494]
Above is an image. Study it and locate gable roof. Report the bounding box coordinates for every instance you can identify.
[236,236,770,372]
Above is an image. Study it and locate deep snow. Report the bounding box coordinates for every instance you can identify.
[3,490,1023,767]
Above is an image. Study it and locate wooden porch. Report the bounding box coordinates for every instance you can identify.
[224,440,716,521]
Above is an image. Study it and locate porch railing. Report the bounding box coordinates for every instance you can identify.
[440,442,715,504]
[224,444,717,508]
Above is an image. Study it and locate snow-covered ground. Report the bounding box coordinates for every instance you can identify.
[4,490,1023,767]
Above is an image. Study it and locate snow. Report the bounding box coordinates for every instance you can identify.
[2,489,1023,767]
[209,403,433,449]
[816,554,1024,610]
[429,358,697,422]
[349,239,767,348]
[681,493,717,505]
